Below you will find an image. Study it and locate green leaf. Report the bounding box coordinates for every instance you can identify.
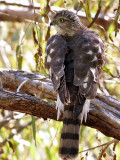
[108,22,115,34]
[114,1,120,36]
[11,29,20,42]
[16,45,20,56]
[25,25,33,39]
[31,116,36,145]
[84,0,92,22]
[7,139,15,153]
[45,146,52,160]
[17,56,23,70]
[16,45,23,69]
[102,65,118,78]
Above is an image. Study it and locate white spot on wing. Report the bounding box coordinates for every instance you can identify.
[47,44,50,50]
[50,48,54,54]
[56,94,64,120]
[83,83,87,88]
[79,99,90,123]
[56,76,58,80]
[84,76,88,82]
[52,39,56,44]
[91,55,97,62]
[87,50,93,55]
[90,68,96,82]
[56,66,64,78]
[47,55,51,62]
[99,37,103,43]
[98,46,102,53]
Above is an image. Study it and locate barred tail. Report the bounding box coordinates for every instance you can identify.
[59,105,81,159]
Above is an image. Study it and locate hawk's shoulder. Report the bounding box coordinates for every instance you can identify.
[45,34,67,70]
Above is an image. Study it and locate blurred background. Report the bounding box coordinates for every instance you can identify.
[0,0,120,159]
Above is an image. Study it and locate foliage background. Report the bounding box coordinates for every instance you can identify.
[0,0,120,159]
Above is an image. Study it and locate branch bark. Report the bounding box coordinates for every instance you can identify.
[0,89,57,120]
[0,69,120,141]
[0,0,120,30]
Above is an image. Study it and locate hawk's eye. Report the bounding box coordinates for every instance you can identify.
[59,18,64,23]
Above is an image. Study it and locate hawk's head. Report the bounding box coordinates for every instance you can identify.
[50,10,84,36]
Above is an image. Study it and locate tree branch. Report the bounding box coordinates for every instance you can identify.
[0,0,120,30]
[0,89,57,120]
[0,69,56,100]
[0,0,41,9]
[0,69,120,140]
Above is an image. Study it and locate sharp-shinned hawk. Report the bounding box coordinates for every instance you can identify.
[45,10,104,160]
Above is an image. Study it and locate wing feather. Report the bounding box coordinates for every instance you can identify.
[45,34,67,91]
[69,30,104,99]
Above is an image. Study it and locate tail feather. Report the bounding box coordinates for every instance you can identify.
[59,105,80,159]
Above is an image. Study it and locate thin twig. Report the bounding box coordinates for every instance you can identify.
[49,125,60,148]
[0,117,39,147]
[0,112,13,129]
[104,40,120,52]
[88,0,102,28]
[98,139,118,160]
[79,139,118,154]
[0,0,41,9]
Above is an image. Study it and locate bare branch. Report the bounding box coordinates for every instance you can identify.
[0,69,56,100]
[79,139,118,154]
[0,0,41,9]
[0,0,120,30]
[0,69,120,141]
[0,112,13,129]
[88,0,102,28]
[0,88,57,120]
